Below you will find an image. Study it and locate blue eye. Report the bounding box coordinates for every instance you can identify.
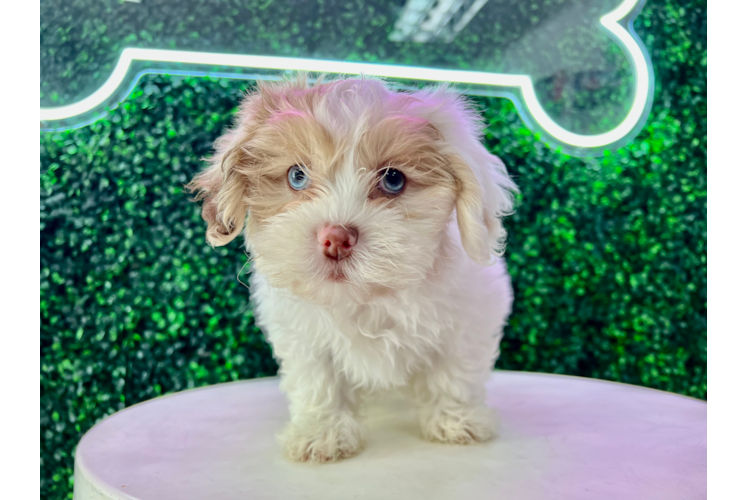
[379,169,406,195]
[288,165,310,190]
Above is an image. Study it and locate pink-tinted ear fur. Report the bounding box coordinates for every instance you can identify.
[408,86,518,264]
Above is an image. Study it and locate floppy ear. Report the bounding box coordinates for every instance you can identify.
[410,86,518,265]
[188,75,316,246]
[187,127,251,247]
[449,152,516,264]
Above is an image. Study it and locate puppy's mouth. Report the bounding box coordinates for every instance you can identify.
[325,261,350,283]
[327,272,347,282]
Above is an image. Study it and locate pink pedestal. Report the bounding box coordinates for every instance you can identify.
[73,371,706,500]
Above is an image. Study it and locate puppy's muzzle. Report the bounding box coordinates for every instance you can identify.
[318,225,358,261]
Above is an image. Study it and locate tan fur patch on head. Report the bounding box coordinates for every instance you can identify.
[190,75,463,236]
[356,115,457,216]
[187,73,512,269]
[236,108,340,225]
[188,77,346,239]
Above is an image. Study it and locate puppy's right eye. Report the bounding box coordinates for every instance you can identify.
[287,165,310,191]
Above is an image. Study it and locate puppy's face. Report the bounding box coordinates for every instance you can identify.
[189,77,516,305]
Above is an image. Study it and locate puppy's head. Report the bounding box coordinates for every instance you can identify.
[188,75,517,305]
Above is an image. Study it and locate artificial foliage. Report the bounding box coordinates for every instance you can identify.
[41,0,706,498]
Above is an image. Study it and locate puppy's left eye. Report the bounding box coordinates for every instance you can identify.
[378,169,406,196]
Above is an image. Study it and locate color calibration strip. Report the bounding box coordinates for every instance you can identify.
[706,16,720,401]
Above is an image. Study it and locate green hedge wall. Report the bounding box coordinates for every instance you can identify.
[40,1,706,499]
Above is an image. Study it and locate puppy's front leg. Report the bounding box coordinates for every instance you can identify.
[278,355,365,462]
[412,358,497,445]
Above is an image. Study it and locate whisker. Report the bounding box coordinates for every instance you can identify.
[235,251,252,291]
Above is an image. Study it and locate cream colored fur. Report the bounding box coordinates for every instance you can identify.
[189,75,518,462]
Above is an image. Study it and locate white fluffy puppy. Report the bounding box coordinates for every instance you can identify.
[189,74,518,462]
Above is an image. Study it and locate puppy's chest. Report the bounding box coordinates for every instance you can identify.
[327,304,448,388]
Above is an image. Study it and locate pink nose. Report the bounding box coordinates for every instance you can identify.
[317,225,358,260]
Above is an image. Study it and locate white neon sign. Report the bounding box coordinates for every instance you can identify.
[40,0,652,152]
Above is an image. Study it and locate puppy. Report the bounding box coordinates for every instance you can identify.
[188,74,517,462]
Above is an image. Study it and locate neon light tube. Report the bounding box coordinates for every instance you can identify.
[40,0,651,151]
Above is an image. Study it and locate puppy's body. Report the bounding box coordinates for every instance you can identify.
[252,220,512,461]
[189,75,517,462]
[253,219,512,390]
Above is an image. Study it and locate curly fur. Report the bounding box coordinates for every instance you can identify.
[189,74,518,462]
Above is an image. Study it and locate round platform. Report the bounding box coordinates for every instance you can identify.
[73,371,706,500]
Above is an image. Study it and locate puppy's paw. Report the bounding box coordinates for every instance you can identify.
[280,415,366,463]
[421,404,497,445]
